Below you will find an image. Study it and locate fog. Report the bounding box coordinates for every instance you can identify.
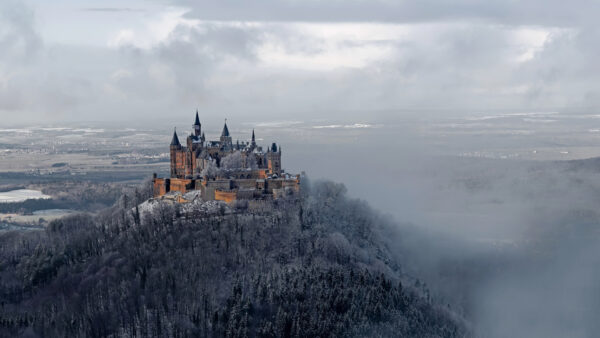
[238,112,600,337]
[125,109,600,337]
[4,105,600,336]
[4,0,600,335]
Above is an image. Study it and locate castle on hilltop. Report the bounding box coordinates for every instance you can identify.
[153,111,300,202]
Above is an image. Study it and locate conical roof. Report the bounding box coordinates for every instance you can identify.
[170,129,181,146]
[221,121,230,137]
[194,110,200,126]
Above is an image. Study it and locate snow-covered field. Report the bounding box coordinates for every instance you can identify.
[0,189,51,203]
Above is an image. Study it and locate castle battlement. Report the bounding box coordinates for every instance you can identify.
[153,111,300,203]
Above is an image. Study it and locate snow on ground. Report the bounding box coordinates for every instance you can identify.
[183,190,203,201]
[181,199,229,215]
[137,193,230,219]
[0,190,51,203]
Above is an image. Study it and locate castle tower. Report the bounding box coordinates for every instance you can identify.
[220,119,232,150]
[170,128,182,177]
[193,110,201,137]
[267,142,282,175]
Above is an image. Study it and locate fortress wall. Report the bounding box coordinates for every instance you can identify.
[282,178,301,191]
[236,189,255,200]
[205,180,232,190]
[202,186,215,201]
[153,178,169,197]
[169,178,193,194]
[233,179,257,189]
[215,190,237,203]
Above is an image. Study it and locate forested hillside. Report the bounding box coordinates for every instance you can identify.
[0,180,468,337]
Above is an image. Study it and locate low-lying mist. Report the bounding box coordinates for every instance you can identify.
[271,117,600,337]
[10,112,600,336]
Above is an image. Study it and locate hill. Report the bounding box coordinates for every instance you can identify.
[0,179,468,337]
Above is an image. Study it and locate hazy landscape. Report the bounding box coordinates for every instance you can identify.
[2,111,600,336]
[3,0,600,336]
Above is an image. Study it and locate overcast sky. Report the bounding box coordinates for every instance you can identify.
[1,0,599,125]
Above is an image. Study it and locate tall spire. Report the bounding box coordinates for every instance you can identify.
[221,118,230,137]
[194,110,200,126]
[251,129,255,144]
[193,110,201,137]
[170,128,181,146]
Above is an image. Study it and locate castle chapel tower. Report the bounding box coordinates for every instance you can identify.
[193,110,201,137]
[220,120,233,150]
[267,142,282,175]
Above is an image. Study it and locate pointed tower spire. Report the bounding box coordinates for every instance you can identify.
[170,128,181,147]
[221,118,230,137]
[194,110,200,126]
[252,129,255,143]
[193,110,201,137]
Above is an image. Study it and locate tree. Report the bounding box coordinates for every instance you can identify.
[246,154,258,170]
[201,159,221,178]
[221,151,244,170]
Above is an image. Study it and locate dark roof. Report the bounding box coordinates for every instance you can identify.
[221,122,230,137]
[271,143,277,152]
[194,110,200,126]
[170,129,181,146]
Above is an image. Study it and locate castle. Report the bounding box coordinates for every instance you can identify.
[153,111,300,203]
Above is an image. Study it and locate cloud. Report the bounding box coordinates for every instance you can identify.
[3,1,600,125]
[172,0,599,27]
[0,0,41,63]
[82,8,146,13]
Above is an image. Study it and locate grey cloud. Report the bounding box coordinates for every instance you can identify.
[0,0,41,63]
[0,12,265,121]
[82,8,147,13]
[173,0,598,27]
[3,1,600,125]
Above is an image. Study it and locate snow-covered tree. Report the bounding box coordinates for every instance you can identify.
[246,154,258,170]
[201,159,220,178]
[221,151,244,170]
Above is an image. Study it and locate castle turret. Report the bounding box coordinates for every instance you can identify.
[170,128,182,177]
[170,128,181,148]
[193,110,201,137]
[220,119,232,150]
[267,142,282,175]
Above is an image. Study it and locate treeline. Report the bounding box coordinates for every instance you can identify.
[0,179,468,337]
[0,199,64,214]
[0,180,152,215]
